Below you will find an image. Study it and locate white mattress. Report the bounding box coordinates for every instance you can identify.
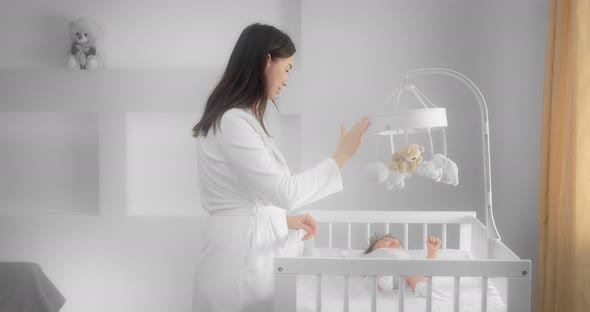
[294,249,507,312]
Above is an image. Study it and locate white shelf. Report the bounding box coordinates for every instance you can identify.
[0,69,303,115]
[0,69,218,113]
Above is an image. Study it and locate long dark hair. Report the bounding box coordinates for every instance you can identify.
[192,23,296,138]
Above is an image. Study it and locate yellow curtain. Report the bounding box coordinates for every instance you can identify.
[540,0,590,311]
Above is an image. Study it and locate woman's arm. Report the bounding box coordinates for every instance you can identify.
[216,111,343,210]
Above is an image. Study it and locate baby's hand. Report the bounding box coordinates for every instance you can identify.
[426,236,441,251]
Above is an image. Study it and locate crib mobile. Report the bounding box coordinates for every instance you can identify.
[365,68,500,240]
[365,73,455,191]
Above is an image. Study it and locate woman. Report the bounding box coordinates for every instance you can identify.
[192,23,370,312]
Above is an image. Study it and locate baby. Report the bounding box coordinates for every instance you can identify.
[363,233,441,292]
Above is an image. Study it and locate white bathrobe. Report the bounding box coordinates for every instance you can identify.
[192,108,342,312]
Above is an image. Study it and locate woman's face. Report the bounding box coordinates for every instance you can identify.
[265,54,295,100]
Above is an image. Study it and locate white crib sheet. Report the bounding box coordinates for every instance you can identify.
[294,250,506,312]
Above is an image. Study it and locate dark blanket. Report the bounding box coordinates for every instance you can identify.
[0,262,65,312]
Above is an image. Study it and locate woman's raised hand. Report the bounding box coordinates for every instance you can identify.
[331,116,371,168]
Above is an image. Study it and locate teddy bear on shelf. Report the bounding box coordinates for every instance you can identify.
[389,143,425,175]
[65,18,103,70]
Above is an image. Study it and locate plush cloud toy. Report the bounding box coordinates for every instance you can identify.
[364,162,410,190]
[384,170,409,190]
[417,154,459,186]
[364,162,390,183]
[66,18,103,70]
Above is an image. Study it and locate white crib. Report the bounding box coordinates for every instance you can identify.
[274,69,531,311]
[273,210,531,312]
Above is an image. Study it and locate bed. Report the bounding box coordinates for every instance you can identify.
[274,210,531,312]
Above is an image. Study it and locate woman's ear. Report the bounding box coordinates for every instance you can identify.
[265,54,271,73]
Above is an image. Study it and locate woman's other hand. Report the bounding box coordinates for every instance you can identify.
[332,116,371,168]
[286,214,318,240]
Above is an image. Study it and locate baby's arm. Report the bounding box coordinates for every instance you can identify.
[426,236,441,259]
[406,237,442,290]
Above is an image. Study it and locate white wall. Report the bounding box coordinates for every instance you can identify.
[0,1,546,311]
[0,112,100,214]
[0,0,300,70]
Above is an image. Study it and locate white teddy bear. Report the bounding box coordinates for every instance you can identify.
[66,18,103,70]
[415,160,443,182]
[417,154,459,186]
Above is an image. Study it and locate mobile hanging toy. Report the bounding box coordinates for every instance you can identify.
[365,68,465,190]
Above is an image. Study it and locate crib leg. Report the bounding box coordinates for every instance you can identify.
[507,277,530,312]
[275,274,297,312]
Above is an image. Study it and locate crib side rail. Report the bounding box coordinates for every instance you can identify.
[301,210,479,251]
[469,216,488,259]
[275,257,529,277]
[274,257,531,312]
[300,210,476,224]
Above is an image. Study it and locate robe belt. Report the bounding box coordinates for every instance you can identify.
[208,205,284,217]
[208,205,287,273]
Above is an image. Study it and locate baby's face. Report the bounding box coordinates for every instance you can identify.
[374,237,403,250]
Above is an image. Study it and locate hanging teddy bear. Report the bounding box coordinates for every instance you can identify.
[65,18,103,70]
[389,143,425,175]
[364,144,425,190]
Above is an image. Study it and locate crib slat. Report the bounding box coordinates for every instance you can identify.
[481,276,488,312]
[459,223,472,252]
[371,276,377,312]
[366,223,371,242]
[403,223,409,248]
[442,224,447,249]
[426,276,433,312]
[422,224,428,249]
[398,275,405,312]
[473,234,481,259]
[480,232,485,259]
[328,223,333,248]
[454,276,460,312]
[476,227,480,258]
[384,223,390,235]
[316,274,322,312]
[479,231,483,259]
[479,228,486,259]
[344,275,350,312]
[486,234,489,259]
[484,234,488,259]
[346,223,351,250]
